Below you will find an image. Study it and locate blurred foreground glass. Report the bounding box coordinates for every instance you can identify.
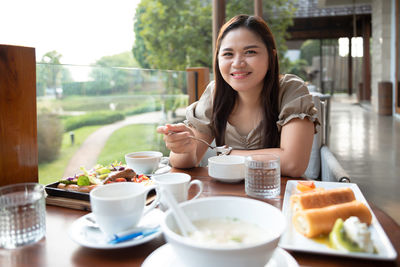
[245,154,280,199]
[0,183,46,249]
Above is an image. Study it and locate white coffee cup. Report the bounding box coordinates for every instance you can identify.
[152,173,203,210]
[125,151,169,174]
[89,182,160,237]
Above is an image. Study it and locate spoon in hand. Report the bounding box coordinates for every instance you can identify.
[168,131,232,155]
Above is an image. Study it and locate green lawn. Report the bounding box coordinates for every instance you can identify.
[38,125,101,185]
[97,124,168,165]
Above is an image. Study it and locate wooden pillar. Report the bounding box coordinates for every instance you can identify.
[254,0,263,18]
[378,82,393,116]
[0,45,38,186]
[186,67,210,105]
[362,16,371,101]
[212,0,225,55]
[348,37,353,95]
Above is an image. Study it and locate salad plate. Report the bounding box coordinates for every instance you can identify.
[279,180,397,260]
[68,209,164,249]
[45,161,158,201]
[142,244,298,267]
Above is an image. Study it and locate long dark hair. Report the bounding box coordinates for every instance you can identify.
[211,14,280,148]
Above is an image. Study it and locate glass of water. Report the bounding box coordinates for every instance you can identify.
[0,183,46,249]
[245,154,280,199]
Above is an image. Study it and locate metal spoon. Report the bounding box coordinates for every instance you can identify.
[168,131,232,155]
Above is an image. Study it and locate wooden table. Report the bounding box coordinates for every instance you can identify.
[1,167,399,267]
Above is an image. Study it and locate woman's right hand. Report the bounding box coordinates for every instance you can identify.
[156,123,197,154]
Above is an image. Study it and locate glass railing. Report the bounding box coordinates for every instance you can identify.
[37,63,188,185]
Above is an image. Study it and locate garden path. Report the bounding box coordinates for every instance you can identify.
[62,111,164,178]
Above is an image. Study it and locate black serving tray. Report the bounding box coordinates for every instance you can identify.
[45,180,156,203]
[45,182,90,201]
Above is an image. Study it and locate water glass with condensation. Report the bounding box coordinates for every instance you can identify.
[245,154,281,199]
[0,183,46,249]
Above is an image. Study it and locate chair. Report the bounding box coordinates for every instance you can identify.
[304,93,350,183]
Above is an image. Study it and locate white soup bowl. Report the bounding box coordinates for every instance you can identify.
[208,155,245,183]
[160,196,286,267]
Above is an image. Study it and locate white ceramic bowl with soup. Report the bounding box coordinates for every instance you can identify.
[208,155,245,183]
[160,196,286,267]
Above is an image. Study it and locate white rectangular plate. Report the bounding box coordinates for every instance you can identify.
[279,180,397,260]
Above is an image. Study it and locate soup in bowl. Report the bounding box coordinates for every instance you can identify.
[160,196,286,267]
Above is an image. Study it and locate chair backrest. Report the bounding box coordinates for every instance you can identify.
[305,93,350,182]
[303,95,323,179]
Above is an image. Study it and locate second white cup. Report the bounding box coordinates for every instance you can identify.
[90,182,160,237]
[153,173,203,210]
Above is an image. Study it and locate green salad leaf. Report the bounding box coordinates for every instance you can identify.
[77,175,90,186]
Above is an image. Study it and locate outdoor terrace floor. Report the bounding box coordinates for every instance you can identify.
[329,94,400,225]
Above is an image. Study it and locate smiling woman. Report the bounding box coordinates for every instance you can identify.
[157,14,319,178]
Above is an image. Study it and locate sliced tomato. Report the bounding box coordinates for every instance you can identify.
[296,181,316,192]
[115,178,126,182]
[135,174,149,183]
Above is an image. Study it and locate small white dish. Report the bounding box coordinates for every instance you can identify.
[208,155,245,183]
[142,244,299,267]
[68,209,164,249]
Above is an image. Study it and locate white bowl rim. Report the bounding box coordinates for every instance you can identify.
[161,196,286,251]
[208,155,245,165]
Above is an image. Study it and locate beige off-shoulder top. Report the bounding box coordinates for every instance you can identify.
[185,74,319,149]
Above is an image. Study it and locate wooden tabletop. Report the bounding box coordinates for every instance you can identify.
[1,167,399,267]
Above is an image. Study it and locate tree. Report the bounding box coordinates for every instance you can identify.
[133,0,295,71]
[41,50,63,93]
[286,59,309,81]
[94,51,139,68]
[133,0,212,70]
[88,52,141,95]
[300,40,321,65]
[36,50,73,97]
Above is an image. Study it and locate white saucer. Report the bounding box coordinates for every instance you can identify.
[142,244,299,267]
[68,209,164,249]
